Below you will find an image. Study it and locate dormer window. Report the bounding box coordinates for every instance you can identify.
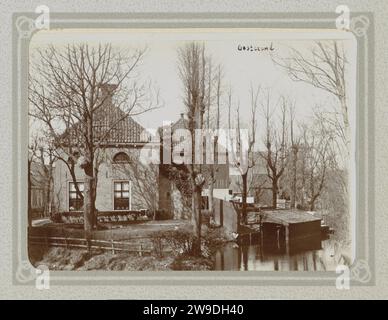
[113,152,130,164]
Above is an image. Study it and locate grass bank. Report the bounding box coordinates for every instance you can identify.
[29,226,231,271]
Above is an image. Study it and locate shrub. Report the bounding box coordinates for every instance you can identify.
[150,227,229,259]
[163,229,196,255]
[150,229,196,257]
[150,231,165,258]
[200,227,229,258]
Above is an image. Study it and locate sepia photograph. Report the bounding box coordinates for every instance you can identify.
[2,0,388,304]
[27,28,356,272]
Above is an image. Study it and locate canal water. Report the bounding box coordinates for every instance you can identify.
[214,235,347,271]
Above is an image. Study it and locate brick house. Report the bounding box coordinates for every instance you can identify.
[53,84,158,215]
[53,84,232,219]
[158,113,231,219]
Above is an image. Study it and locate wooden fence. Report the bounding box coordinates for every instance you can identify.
[29,234,153,256]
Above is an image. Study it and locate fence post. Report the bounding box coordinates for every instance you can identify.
[139,244,142,257]
[85,230,92,252]
[62,225,68,249]
[111,239,115,255]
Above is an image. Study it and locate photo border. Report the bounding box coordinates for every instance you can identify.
[12,12,375,286]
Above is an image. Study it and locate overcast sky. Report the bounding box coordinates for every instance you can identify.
[30,28,356,150]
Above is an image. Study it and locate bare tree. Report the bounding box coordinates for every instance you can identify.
[29,43,158,235]
[302,120,335,211]
[226,88,242,226]
[36,143,55,217]
[234,86,259,224]
[297,123,309,208]
[28,137,39,227]
[28,134,56,223]
[203,64,223,223]
[312,106,348,192]
[178,42,210,255]
[227,88,233,134]
[272,41,349,151]
[260,93,289,209]
[289,101,300,209]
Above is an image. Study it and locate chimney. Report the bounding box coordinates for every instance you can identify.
[99,83,118,107]
[180,113,185,119]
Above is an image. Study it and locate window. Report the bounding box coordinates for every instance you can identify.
[114,181,130,210]
[69,182,84,211]
[113,152,130,164]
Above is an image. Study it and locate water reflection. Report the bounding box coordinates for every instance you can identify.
[214,236,343,271]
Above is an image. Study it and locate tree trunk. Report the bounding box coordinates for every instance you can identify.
[309,193,320,211]
[291,148,298,209]
[309,200,315,211]
[44,166,53,217]
[241,172,248,224]
[301,157,306,208]
[191,188,202,256]
[27,160,32,228]
[82,148,96,233]
[272,178,278,209]
[208,178,214,223]
[83,174,95,232]
[83,114,96,233]
[92,166,99,228]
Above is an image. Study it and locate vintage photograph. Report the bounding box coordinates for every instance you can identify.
[27,29,355,272]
